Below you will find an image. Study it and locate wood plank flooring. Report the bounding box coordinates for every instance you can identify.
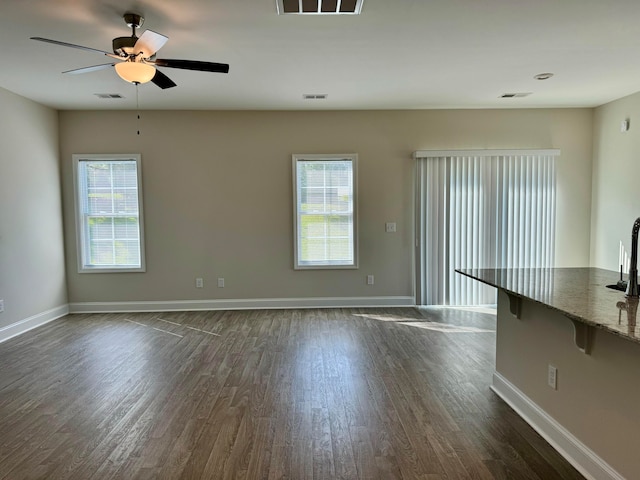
[0,308,584,479]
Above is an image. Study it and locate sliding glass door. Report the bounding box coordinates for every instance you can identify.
[414,150,558,306]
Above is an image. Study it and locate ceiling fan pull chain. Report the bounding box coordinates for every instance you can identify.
[136,83,141,135]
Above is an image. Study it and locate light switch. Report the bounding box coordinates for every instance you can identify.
[385,222,397,233]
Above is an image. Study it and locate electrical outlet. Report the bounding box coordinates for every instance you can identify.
[0,299,4,313]
[218,277,225,288]
[548,365,557,390]
[196,278,204,288]
[367,275,374,285]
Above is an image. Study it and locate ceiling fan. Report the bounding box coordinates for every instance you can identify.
[31,13,229,89]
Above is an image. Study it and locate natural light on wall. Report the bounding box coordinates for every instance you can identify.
[414,149,559,306]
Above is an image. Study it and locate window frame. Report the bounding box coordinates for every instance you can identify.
[292,153,358,270]
[73,153,146,273]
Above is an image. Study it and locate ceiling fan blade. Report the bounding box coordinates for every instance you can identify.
[154,59,229,74]
[63,63,115,75]
[134,30,168,59]
[30,37,119,59]
[151,69,177,89]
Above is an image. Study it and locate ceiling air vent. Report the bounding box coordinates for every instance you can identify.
[303,93,328,100]
[500,92,531,98]
[94,93,124,99]
[277,0,363,15]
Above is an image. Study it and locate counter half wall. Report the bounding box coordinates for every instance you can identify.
[458,268,639,480]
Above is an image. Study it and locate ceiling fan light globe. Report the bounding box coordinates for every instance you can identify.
[114,62,155,84]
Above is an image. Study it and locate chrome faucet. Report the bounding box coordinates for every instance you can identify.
[626,217,640,297]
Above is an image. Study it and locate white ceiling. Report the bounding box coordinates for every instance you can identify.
[2,0,640,111]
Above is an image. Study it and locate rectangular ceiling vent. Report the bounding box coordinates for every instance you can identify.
[277,0,363,15]
[500,92,532,98]
[94,93,124,99]
[303,93,328,100]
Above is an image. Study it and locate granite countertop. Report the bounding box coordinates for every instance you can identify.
[456,267,640,345]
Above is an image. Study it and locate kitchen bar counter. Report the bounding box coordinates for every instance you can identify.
[456,267,640,479]
[456,267,640,345]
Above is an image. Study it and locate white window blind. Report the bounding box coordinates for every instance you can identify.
[293,154,358,269]
[415,150,558,306]
[73,154,145,273]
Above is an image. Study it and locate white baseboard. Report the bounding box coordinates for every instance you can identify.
[491,372,624,480]
[68,296,415,313]
[0,304,69,344]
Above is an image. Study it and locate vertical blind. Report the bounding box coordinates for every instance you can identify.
[415,150,558,306]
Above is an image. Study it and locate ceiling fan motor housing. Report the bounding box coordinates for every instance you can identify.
[113,13,144,56]
[112,36,137,56]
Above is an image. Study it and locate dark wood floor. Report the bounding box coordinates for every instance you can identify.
[0,308,584,480]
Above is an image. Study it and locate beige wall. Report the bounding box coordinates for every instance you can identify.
[0,87,66,328]
[591,91,640,269]
[58,109,593,304]
[496,291,640,478]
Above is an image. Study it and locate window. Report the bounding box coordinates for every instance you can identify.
[293,154,358,269]
[73,154,145,273]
